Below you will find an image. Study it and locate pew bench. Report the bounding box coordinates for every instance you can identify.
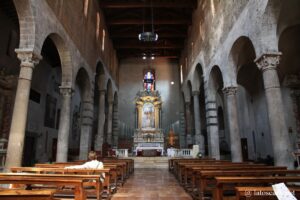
[215,176,300,200]
[0,189,58,200]
[0,173,103,200]
[195,169,300,199]
[235,186,300,200]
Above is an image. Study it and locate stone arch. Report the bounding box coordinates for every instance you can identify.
[13,0,36,50]
[192,63,204,91]
[208,65,224,96]
[232,36,270,161]
[75,67,92,101]
[278,23,300,158]
[96,61,105,90]
[106,79,113,102]
[0,0,20,75]
[277,0,300,40]
[43,33,73,85]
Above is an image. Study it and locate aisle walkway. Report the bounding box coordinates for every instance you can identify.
[112,168,192,200]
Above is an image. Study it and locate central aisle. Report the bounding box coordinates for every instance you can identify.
[112,168,192,200]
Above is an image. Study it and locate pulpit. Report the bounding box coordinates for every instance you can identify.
[133,90,164,156]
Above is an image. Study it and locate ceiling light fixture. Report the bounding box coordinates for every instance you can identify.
[138,0,158,42]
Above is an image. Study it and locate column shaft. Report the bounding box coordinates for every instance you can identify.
[94,90,105,151]
[107,102,113,145]
[5,50,40,169]
[256,53,293,168]
[185,102,193,146]
[206,100,220,160]
[56,87,72,162]
[223,86,242,162]
[192,91,205,154]
[79,100,93,160]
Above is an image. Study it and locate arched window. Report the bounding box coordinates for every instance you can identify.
[143,70,155,92]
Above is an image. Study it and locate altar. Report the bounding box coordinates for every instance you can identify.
[133,89,165,156]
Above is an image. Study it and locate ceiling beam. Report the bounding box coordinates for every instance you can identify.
[110,32,186,38]
[115,43,183,49]
[107,19,191,25]
[99,1,197,9]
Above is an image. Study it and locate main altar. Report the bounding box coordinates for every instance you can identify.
[133,90,165,156]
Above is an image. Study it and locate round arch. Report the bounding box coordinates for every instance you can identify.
[13,0,36,50]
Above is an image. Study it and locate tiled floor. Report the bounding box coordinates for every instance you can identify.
[111,168,192,200]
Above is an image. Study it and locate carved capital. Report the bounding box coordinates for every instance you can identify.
[222,86,238,96]
[99,89,106,95]
[255,52,281,72]
[59,86,73,96]
[192,91,200,96]
[15,48,42,67]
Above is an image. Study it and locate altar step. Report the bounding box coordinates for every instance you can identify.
[132,157,169,169]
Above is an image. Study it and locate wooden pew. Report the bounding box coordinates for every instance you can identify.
[215,176,300,200]
[0,189,58,200]
[179,163,265,185]
[0,173,101,200]
[10,167,111,197]
[188,166,287,191]
[235,186,300,200]
[195,169,299,199]
[34,163,121,190]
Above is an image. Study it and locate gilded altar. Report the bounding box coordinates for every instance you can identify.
[133,90,164,155]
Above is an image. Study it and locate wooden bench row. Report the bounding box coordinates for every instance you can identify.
[0,158,134,200]
[171,158,300,200]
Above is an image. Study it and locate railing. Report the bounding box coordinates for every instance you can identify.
[167,148,192,158]
[113,149,128,157]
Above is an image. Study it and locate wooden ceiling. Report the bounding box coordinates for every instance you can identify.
[99,0,197,59]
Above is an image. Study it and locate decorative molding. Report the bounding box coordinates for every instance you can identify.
[59,86,73,96]
[222,86,238,96]
[255,52,281,72]
[15,48,42,66]
[192,90,200,96]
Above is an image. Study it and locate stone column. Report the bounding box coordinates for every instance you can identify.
[154,104,160,129]
[206,100,220,160]
[112,101,119,147]
[94,90,106,152]
[223,86,242,162]
[106,100,113,145]
[79,100,94,160]
[185,102,193,147]
[56,86,73,162]
[5,49,41,169]
[137,104,142,129]
[179,111,186,148]
[255,53,293,168]
[192,91,205,154]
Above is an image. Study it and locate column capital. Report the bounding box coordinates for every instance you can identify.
[222,86,238,96]
[255,52,282,72]
[15,48,42,66]
[59,86,73,96]
[192,90,200,96]
[185,101,191,107]
[99,89,106,95]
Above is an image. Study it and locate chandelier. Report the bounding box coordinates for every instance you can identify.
[138,0,158,42]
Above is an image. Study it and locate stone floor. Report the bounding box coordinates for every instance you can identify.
[111,168,192,200]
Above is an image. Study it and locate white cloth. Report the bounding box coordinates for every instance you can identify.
[65,160,104,169]
[65,160,105,181]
